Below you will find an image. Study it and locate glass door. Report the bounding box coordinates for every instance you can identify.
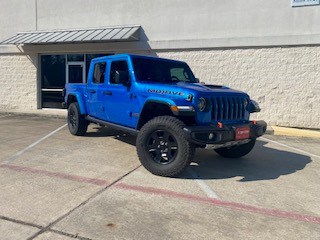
[40,54,112,108]
[41,55,66,108]
[66,62,86,84]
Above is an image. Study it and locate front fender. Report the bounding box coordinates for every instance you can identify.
[143,96,177,109]
[141,97,195,117]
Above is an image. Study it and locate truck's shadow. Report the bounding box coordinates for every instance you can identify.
[86,127,311,182]
[85,126,137,145]
[180,140,311,182]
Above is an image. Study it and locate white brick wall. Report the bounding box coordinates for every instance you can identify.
[157,47,320,129]
[0,47,319,129]
[0,54,38,111]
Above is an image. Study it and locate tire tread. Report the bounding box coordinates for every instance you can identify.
[136,116,195,177]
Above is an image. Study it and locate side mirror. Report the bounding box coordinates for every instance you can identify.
[115,70,130,87]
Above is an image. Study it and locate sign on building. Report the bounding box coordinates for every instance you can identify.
[292,0,320,7]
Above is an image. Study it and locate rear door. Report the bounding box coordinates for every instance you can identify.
[104,58,134,126]
[86,60,108,119]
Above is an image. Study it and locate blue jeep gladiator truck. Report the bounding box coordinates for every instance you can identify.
[63,54,266,177]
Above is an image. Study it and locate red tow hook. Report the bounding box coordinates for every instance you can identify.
[217,122,223,129]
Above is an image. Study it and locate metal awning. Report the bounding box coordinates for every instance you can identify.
[1,25,140,45]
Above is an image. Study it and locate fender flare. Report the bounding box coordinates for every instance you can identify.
[141,97,176,114]
[66,93,87,115]
[136,98,177,130]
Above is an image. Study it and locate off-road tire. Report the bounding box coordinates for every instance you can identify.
[136,116,195,177]
[67,102,88,136]
[214,139,256,158]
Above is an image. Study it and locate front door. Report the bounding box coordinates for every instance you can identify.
[105,59,133,127]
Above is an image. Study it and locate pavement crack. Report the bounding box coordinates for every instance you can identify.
[48,229,93,240]
[26,164,142,240]
[0,215,43,230]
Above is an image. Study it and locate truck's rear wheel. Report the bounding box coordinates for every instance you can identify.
[136,116,195,177]
[214,139,256,158]
[68,102,88,136]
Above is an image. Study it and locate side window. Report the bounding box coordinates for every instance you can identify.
[93,62,106,84]
[170,68,190,82]
[110,61,129,84]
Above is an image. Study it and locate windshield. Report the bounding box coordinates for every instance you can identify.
[132,57,197,83]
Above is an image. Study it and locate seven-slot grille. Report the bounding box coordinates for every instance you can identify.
[211,96,247,121]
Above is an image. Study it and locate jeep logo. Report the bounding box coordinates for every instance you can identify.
[147,89,184,96]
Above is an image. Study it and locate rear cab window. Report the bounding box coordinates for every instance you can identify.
[93,62,107,84]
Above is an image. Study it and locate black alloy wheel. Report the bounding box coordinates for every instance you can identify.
[146,130,178,165]
[69,108,77,129]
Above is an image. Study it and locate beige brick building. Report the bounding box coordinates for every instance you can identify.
[0,0,320,129]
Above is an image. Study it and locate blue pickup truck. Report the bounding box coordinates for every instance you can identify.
[63,54,266,177]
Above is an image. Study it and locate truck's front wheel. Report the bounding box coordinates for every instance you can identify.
[67,102,88,136]
[214,139,256,158]
[136,116,195,177]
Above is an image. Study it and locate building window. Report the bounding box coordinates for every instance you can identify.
[40,53,113,108]
[41,55,66,89]
[67,64,84,84]
[67,54,84,62]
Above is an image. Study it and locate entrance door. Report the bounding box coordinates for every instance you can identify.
[41,55,66,108]
[66,62,86,84]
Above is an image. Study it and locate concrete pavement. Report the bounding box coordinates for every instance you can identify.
[0,114,319,239]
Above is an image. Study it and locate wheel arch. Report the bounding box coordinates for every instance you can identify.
[66,93,87,115]
[137,99,197,130]
[137,100,174,130]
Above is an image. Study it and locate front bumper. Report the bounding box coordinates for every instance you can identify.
[183,120,267,145]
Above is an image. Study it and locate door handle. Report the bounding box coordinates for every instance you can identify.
[105,91,112,96]
[90,90,96,94]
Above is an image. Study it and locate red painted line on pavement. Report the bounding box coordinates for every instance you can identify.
[1,163,320,225]
[115,183,320,225]
[0,164,109,186]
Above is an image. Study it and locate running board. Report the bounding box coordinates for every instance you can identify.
[86,116,139,135]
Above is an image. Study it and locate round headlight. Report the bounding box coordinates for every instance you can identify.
[249,99,261,113]
[197,97,206,111]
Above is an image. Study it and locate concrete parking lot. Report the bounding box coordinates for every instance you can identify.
[0,114,319,240]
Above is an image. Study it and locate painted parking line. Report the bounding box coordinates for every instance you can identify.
[188,168,220,199]
[260,137,320,159]
[4,124,67,164]
[1,163,319,225]
[192,135,320,200]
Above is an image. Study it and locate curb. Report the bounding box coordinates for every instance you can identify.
[265,126,274,135]
[267,126,320,139]
[0,110,67,119]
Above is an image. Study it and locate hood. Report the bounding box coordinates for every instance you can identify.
[137,82,248,99]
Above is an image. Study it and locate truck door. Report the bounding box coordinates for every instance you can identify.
[86,61,108,120]
[104,59,134,127]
